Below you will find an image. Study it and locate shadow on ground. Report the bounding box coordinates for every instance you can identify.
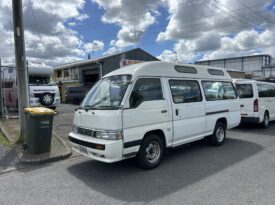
[232,122,275,136]
[68,138,263,202]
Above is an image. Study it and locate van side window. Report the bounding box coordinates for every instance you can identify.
[257,84,269,98]
[202,81,236,101]
[236,84,253,98]
[129,78,163,108]
[169,80,202,103]
[222,82,237,99]
[270,85,275,97]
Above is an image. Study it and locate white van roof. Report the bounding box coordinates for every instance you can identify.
[104,61,232,80]
[234,79,275,85]
[28,65,53,76]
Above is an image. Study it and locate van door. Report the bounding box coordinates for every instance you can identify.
[168,79,206,145]
[122,78,172,155]
[236,83,255,116]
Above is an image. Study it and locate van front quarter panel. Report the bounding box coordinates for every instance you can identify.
[122,100,172,156]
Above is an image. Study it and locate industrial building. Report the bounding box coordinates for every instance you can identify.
[53,48,159,102]
[195,54,273,79]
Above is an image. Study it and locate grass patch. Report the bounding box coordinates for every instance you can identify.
[0,132,12,148]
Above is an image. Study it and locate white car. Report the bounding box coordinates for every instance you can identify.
[69,61,241,169]
[235,79,275,128]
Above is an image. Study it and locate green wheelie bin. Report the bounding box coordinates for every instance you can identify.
[24,107,55,154]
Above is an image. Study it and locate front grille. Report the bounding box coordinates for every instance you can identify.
[76,127,95,137]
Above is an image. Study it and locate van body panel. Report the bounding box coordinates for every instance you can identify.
[122,100,172,155]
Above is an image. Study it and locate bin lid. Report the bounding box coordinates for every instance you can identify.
[24,107,55,115]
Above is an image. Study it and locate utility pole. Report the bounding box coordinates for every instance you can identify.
[12,0,29,142]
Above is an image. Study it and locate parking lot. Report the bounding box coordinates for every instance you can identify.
[1,103,274,204]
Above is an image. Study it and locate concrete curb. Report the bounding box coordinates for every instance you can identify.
[20,133,72,164]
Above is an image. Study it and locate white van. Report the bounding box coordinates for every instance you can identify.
[69,61,241,169]
[3,63,61,109]
[235,79,275,128]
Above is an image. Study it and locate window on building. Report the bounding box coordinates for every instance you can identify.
[169,80,202,103]
[129,78,163,108]
[63,69,69,78]
[57,70,62,78]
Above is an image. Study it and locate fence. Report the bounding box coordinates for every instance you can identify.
[0,66,19,119]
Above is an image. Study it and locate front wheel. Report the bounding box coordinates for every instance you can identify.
[208,122,226,146]
[137,134,164,170]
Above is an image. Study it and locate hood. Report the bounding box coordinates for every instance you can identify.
[73,109,122,130]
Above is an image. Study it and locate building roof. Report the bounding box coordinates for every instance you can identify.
[196,54,271,63]
[54,48,158,70]
[104,61,232,80]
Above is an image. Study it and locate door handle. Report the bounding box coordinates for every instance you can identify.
[175,109,179,116]
[240,105,244,107]
[161,110,167,113]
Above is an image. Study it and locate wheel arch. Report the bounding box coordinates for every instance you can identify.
[216,117,227,129]
[143,129,167,148]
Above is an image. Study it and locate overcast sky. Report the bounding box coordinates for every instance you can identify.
[0,0,274,66]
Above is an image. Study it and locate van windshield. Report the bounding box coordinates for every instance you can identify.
[29,76,51,85]
[236,84,253,98]
[81,75,131,110]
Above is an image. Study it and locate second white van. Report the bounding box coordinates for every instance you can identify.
[69,61,241,169]
[235,79,275,128]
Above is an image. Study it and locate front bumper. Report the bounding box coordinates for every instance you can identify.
[68,132,123,163]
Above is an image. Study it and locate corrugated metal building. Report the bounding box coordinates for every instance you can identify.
[195,54,272,79]
[53,48,159,102]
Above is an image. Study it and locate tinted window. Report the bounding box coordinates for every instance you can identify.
[174,65,197,74]
[257,84,269,98]
[202,81,236,101]
[169,80,202,103]
[222,82,237,99]
[269,85,275,97]
[129,78,163,108]
[236,84,253,98]
[208,69,224,76]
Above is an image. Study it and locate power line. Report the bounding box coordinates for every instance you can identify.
[28,0,45,56]
[234,0,274,24]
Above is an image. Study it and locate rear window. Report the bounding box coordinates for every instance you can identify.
[236,84,253,98]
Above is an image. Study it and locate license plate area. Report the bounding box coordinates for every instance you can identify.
[78,145,88,155]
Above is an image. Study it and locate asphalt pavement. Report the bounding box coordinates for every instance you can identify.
[0,120,275,205]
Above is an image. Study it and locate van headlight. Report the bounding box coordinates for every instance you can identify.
[95,130,123,140]
[72,125,78,133]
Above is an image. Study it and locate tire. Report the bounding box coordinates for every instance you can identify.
[137,134,164,170]
[261,112,269,129]
[40,93,54,106]
[208,122,226,146]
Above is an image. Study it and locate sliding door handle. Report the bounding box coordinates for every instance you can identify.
[161,110,167,113]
